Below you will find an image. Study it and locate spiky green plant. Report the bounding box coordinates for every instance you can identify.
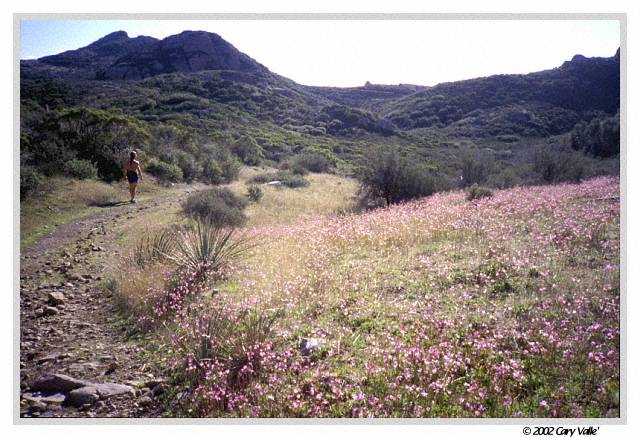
[132,227,178,266]
[180,305,282,389]
[166,219,257,283]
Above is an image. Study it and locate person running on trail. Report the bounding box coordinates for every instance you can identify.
[123,151,143,203]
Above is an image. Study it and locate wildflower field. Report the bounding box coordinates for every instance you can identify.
[117,176,620,418]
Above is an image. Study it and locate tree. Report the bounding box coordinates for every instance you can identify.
[460,150,494,188]
[356,145,435,206]
[533,145,585,184]
[55,107,150,181]
[570,112,620,158]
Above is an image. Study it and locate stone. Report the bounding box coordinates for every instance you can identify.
[138,395,153,407]
[98,354,115,362]
[124,380,145,389]
[69,362,98,373]
[67,386,99,407]
[299,338,324,356]
[23,394,43,404]
[37,353,59,364]
[94,382,135,399]
[42,393,66,404]
[43,306,59,316]
[144,378,165,389]
[28,399,48,411]
[47,291,66,306]
[30,373,90,394]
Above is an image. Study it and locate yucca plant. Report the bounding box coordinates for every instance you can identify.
[178,305,282,389]
[132,227,178,267]
[166,218,257,286]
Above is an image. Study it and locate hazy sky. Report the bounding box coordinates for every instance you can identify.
[19,19,620,87]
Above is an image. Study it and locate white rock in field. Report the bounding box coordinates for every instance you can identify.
[299,338,323,356]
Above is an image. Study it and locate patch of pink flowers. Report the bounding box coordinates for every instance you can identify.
[153,177,619,418]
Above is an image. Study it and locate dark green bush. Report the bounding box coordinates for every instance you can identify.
[175,152,199,182]
[288,151,332,173]
[247,185,264,202]
[279,157,309,176]
[486,167,522,189]
[199,146,242,185]
[248,172,278,184]
[289,161,309,176]
[63,159,98,180]
[201,158,224,185]
[147,160,183,183]
[570,112,620,158]
[182,187,248,228]
[534,146,585,183]
[20,166,46,200]
[460,150,494,188]
[54,107,149,181]
[279,172,309,188]
[218,154,242,183]
[159,150,199,182]
[232,135,264,166]
[466,184,494,201]
[356,145,435,206]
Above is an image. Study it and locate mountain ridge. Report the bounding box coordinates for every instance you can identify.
[20,29,620,177]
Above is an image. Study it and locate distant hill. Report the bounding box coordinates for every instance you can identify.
[22,30,269,81]
[20,30,620,192]
[21,30,619,141]
[381,50,620,137]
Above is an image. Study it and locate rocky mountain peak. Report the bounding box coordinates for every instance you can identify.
[88,30,130,46]
[102,30,268,80]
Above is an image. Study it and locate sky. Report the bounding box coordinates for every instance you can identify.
[19,19,621,87]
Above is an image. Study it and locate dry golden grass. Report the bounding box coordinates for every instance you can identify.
[228,171,359,228]
[113,262,168,316]
[111,169,359,323]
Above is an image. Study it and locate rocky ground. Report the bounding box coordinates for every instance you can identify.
[19,192,194,418]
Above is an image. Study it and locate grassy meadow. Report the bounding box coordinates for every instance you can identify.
[111,172,619,418]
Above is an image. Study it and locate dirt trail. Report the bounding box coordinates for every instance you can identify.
[19,189,197,418]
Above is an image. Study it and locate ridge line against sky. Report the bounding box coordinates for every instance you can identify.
[20,19,620,87]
